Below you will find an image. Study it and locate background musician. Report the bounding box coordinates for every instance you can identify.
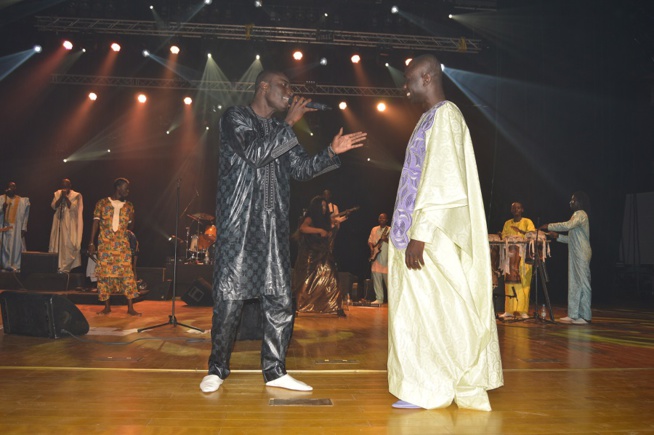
[499,202,535,319]
[368,212,390,305]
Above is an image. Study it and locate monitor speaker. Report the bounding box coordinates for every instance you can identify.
[181,278,213,306]
[0,291,89,339]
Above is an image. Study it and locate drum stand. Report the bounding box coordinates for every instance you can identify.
[139,179,204,333]
[532,234,555,323]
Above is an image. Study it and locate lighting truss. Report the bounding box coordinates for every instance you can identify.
[36,16,482,53]
[51,74,406,98]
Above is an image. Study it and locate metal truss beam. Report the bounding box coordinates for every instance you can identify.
[36,16,482,54]
[51,74,406,98]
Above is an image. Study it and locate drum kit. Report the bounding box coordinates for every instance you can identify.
[185,212,216,264]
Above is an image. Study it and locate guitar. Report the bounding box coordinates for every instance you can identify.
[369,226,390,263]
[332,206,360,219]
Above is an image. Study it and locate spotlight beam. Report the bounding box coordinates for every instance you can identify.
[0,49,38,81]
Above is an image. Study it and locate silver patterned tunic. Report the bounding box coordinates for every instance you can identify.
[213,106,339,300]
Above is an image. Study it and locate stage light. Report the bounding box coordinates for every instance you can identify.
[205,0,212,4]
[320,57,328,66]
[63,40,73,50]
[377,102,386,112]
[391,6,399,14]
[63,159,67,163]
[142,50,150,57]
[107,149,111,153]
[256,54,260,60]
[82,48,86,53]
[137,94,147,103]
[441,63,446,71]
[339,101,347,110]
[206,126,210,130]
[110,43,121,52]
[310,132,314,136]
[351,54,361,64]
[183,97,192,105]
[254,0,262,7]
[166,130,170,135]
[33,45,42,53]
[170,45,180,54]
[88,92,98,101]
[324,13,328,17]
[293,51,303,60]
[448,14,453,19]
[385,62,389,67]
[150,5,154,10]
[207,53,212,58]
[405,58,412,66]
[367,157,371,161]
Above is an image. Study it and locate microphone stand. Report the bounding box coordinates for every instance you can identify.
[138,178,204,333]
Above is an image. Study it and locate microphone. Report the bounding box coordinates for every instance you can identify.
[306,101,332,111]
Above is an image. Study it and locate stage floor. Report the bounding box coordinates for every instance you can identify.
[1,299,654,434]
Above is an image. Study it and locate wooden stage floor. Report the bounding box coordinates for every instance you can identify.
[1,298,654,434]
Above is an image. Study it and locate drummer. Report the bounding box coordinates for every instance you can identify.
[499,202,536,320]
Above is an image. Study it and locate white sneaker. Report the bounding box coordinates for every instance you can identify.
[519,312,530,319]
[265,374,313,391]
[499,312,513,319]
[372,300,384,305]
[200,374,223,393]
[558,316,573,323]
[571,318,589,325]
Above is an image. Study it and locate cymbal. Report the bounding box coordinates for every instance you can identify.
[188,212,214,222]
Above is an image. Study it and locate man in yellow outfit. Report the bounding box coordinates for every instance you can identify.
[500,202,535,319]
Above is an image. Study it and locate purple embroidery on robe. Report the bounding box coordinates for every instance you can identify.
[390,102,446,249]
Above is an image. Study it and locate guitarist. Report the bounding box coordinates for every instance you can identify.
[367,213,390,305]
[323,189,348,227]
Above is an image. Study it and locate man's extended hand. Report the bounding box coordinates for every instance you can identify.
[405,239,425,270]
[330,128,367,155]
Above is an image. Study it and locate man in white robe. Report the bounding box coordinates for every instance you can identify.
[0,182,30,271]
[540,192,592,324]
[49,178,83,272]
[387,55,503,411]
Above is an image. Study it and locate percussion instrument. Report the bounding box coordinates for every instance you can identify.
[198,225,217,250]
[185,213,216,264]
[189,234,199,253]
[489,236,550,280]
[488,234,502,288]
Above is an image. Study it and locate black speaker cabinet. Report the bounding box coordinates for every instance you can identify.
[21,251,58,274]
[0,291,89,339]
[144,279,173,301]
[182,278,213,306]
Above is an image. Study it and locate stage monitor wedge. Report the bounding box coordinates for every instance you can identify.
[0,291,89,339]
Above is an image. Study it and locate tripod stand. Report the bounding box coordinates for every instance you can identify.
[138,179,204,333]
